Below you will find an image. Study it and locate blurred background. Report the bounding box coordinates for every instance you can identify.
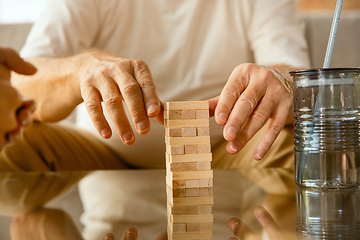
[1,0,360,24]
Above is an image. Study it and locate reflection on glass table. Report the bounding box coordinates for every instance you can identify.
[0,168,357,239]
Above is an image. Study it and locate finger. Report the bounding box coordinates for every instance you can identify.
[0,47,37,75]
[155,232,168,240]
[120,227,138,240]
[0,64,11,80]
[254,206,284,239]
[253,107,289,160]
[153,102,165,125]
[226,95,274,155]
[228,218,261,240]
[207,96,220,118]
[81,81,113,139]
[97,75,136,144]
[131,60,161,119]
[102,233,115,240]
[222,78,266,144]
[113,70,150,136]
[214,67,247,126]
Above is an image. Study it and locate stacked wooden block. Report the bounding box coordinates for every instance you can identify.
[165,101,214,240]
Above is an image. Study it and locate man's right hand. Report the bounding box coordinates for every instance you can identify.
[76,50,163,145]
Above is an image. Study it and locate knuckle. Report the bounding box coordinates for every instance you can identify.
[104,95,121,107]
[222,87,241,101]
[252,109,268,124]
[239,97,257,111]
[85,101,98,113]
[239,63,255,72]
[122,83,140,95]
[269,124,283,136]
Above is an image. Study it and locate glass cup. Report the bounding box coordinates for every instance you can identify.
[296,187,360,239]
[291,68,360,188]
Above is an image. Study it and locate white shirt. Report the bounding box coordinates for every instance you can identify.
[21,0,310,168]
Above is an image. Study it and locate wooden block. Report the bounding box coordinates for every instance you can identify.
[171,214,213,223]
[185,188,200,197]
[171,163,185,172]
[186,179,199,188]
[198,205,212,214]
[182,110,196,119]
[169,170,213,181]
[198,144,211,153]
[169,146,184,155]
[165,101,209,110]
[184,145,198,154]
[173,188,187,198]
[197,127,210,136]
[168,153,212,163]
[166,177,187,189]
[173,223,186,232]
[169,110,182,119]
[200,222,213,231]
[184,162,197,171]
[166,128,183,137]
[172,206,186,215]
[165,119,209,128]
[199,187,213,197]
[182,127,196,137]
[195,110,209,119]
[170,196,214,206]
[170,231,212,240]
[198,162,211,171]
[185,206,199,215]
[166,136,210,146]
[169,187,212,198]
[199,179,213,188]
[187,223,200,232]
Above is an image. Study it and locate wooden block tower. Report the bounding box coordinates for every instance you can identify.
[165,101,214,240]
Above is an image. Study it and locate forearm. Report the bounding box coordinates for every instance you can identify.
[11,54,84,122]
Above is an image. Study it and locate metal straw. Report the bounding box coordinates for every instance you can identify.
[299,0,343,184]
[323,0,343,68]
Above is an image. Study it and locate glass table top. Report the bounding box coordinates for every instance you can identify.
[0,168,359,240]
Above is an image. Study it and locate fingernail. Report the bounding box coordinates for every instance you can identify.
[229,141,240,153]
[218,113,228,123]
[255,207,267,219]
[123,132,134,143]
[231,221,239,232]
[226,126,238,138]
[147,104,159,115]
[137,121,149,133]
[101,128,111,138]
[22,120,28,126]
[126,230,137,240]
[104,237,112,240]
[256,151,265,160]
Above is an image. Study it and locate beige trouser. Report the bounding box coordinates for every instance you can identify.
[0,121,294,213]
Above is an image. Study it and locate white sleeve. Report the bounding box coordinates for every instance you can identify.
[247,0,311,68]
[20,0,101,58]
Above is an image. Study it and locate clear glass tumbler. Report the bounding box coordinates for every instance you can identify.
[291,68,360,188]
[296,187,360,239]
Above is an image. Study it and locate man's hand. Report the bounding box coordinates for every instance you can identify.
[0,47,36,150]
[76,50,163,144]
[209,63,294,159]
[228,206,285,240]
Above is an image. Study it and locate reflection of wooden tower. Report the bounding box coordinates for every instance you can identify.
[165,101,214,240]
